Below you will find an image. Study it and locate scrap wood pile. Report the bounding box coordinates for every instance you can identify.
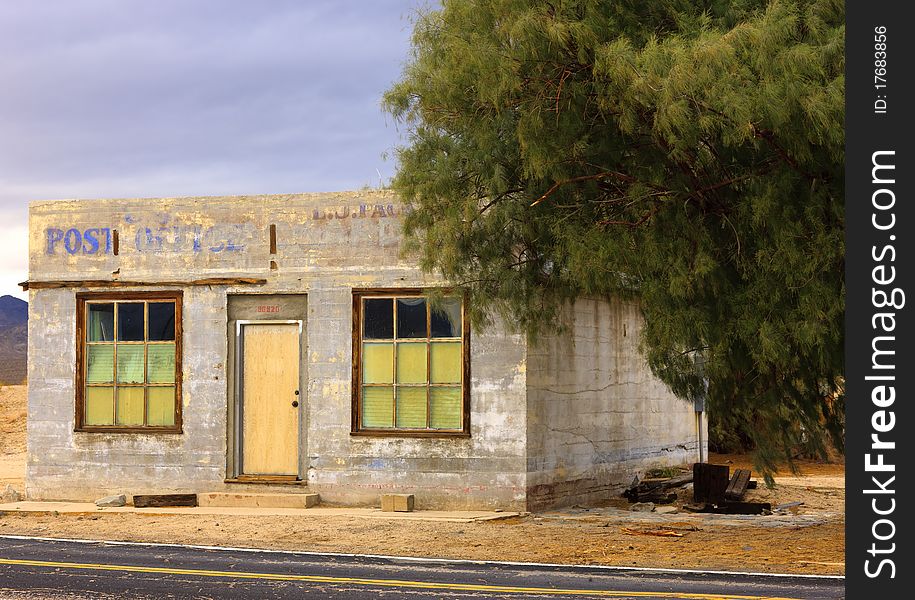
[622,471,693,504]
[623,463,774,515]
[686,463,770,514]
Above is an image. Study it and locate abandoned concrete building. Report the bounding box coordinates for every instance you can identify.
[23,191,704,510]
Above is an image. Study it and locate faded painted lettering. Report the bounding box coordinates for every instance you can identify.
[44,207,402,258]
[46,228,64,255]
[63,229,82,254]
[82,229,100,254]
[311,203,405,220]
[47,224,248,255]
[46,227,112,255]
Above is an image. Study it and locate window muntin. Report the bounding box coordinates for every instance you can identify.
[356,293,466,434]
[78,294,181,431]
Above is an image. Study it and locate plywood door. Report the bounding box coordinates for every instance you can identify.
[241,323,300,475]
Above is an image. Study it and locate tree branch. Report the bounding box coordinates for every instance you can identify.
[598,204,663,228]
[530,171,645,207]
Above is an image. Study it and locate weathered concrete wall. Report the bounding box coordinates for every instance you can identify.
[26,285,228,499]
[26,192,528,508]
[306,288,527,509]
[525,297,702,510]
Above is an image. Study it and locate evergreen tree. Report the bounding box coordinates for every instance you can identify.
[384,0,844,477]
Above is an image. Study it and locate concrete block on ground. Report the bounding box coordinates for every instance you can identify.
[198,492,319,509]
[94,494,126,507]
[2,485,22,503]
[381,493,414,512]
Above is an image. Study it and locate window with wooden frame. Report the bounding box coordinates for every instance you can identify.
[352,290,469,436]
[76,291,182,432]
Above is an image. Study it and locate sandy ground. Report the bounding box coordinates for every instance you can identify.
[0,384,845,575]
[0,385,26,488]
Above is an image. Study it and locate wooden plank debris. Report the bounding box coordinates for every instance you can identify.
[622,472,692,503]
[624,463,779,516]
[693,463,729,503]
[621,527,685,538]
[133,494,198,508]
[709,501,771,515]
[681,501,771,515]
[724,468,752,501]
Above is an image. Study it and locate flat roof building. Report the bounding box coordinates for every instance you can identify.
[23,191,702,510]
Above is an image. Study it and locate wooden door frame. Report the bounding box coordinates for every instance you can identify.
[233,319,303,479]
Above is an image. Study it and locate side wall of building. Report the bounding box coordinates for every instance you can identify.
[525,297,701,510]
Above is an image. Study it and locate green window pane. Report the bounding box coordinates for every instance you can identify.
[396,342,427,384]
[362,386,394,428]
[148,387,176,426]
[116,387,145,426]
[86,345,114,383]
[117,345,145,383]
[85,387,114,425]
[430,342,462,384]
[430,387,462,429]
[87,303,114,341]
[148,344,175,383]
[396,387,428,428]
[431,297,462,338]
[362,343,393,384]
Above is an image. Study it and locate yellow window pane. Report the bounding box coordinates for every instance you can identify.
[86,345,114,384]
[116,387,145,426]
[396,342,427,384]
[85,387,114,425]
[396,387,427,428]
[430,342,462,384]
[362,386,394,428]
[117,345,145,383]
[148,344,175,383]
[147,387,176,426]
[362,343,393,384]
[430,387,462,429]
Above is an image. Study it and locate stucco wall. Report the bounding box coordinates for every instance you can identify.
[26,192,528,508]
[525,297,702,510]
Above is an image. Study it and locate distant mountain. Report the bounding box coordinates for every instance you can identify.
[0,296,27,384]
[0,295,27,328]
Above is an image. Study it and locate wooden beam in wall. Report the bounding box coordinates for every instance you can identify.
[20,277,267,291]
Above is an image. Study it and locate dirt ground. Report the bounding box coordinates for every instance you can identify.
[0,384,845,575]
[0,385,26,488]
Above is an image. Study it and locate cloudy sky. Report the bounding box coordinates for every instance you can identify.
[0,0,425,299]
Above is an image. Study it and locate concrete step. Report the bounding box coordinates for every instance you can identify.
[198,492,319,509]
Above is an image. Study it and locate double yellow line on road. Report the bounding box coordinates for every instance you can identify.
[0,557,801,599]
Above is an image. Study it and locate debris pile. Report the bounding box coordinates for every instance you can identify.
[685,463,770,514]
[622,463,782,516]
[622,472,693,504]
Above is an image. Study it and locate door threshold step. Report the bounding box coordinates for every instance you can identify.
[199,492,319,509]
[225,476,303,484]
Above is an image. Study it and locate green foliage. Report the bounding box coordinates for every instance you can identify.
[384,0,845,478]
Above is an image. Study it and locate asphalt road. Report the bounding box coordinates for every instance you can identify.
[0,535,844,599]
